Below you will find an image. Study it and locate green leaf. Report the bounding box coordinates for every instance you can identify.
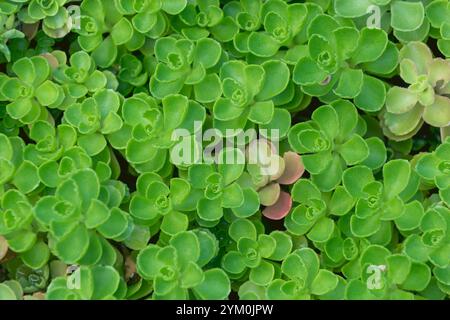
[362,41,400,76]
[354,75,386,112]
[434,266,450,286]
[351,28,388,65]
[213,98,244,121]
[12,57,36,84]
[248,32,280,58]
[395,201,424,232]
[345,279,377,300]
[387,254,411,285]
[222,183,245,208]
[193,268,230,300]
[91,266,120,299]
[362,137,387,170]
[161,211,188,236]
[35,80,62,106]
[312,105,339,140]
[383,160,411,198]
[162,94,188,131]
[170,231,200,266]
[334,0,371,18]
[311,269,339,296]
[268,231,292,261]
[338,135,369,166]
[391,1,425,32]
[0,283,17,300]
[97,208,129,239]
[256,60,290,101]
[231,188,260,218]
[13,160,39,194]
[55,225,89,264]
[404,234,430,263]
[401,263,431,291]
[198,198,223,222]
[218,148,245,185]
[92,37,118,68]
[422,96,450,128]
[195,38,221,69]
[329,186,355,216]
[180,262,204,288]
[21,240,50,269]
[310,155,343,192]
[6,230,36,253]
[333,68,364,99]
[161,0,187,15]
[343,165,374,198]
[386,86,418,114]
[350,214,381,237]
[137,245,163,279]
[229,219,257,242]
[248,101,274,125]
[194,73,222,103]
[222,251,246,274]
[249,261,274,286]
[111,18,134,46]
[293,57,328,86]
[307,217,335,243]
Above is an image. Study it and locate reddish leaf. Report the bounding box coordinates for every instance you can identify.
[277,152,305,185]
[262,191,292,220]
[258,183,281,206]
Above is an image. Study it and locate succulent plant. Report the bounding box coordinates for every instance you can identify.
[64,89,123,156]
[288,100,387,191]
[0,56,65,124]
[415,137,450,206]
[171,0,238,42]
[0,13,24,62]
[426,0,450,58]
[150,36,222,101]
[293,16,390,111]
[266,248,341,299]
[231,0,307,58]
[222,219,292,287]
[284,178,354,244]
[334,0,426,35]
[246,138,304,220]
[382,42,450,141]
[342,159,419,238]
[213,59,290,131]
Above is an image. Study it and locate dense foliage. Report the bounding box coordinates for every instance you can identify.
[0,0,449,300]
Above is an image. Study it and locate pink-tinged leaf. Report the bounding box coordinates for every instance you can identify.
[258,183,281,206]
[23,23,39,40]
[0,236,8,261]
[41,53,59,69]
[277,152,305,185]
[266,155,285,180]
[441,126,450,142]
[262,191,292,220]
[246,138,279,164]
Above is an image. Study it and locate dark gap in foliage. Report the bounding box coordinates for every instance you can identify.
[428,37,444,59]
[292,96,322,123]
[112,148,137,193]
[413,126,442,153]
[19,127,33,145]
